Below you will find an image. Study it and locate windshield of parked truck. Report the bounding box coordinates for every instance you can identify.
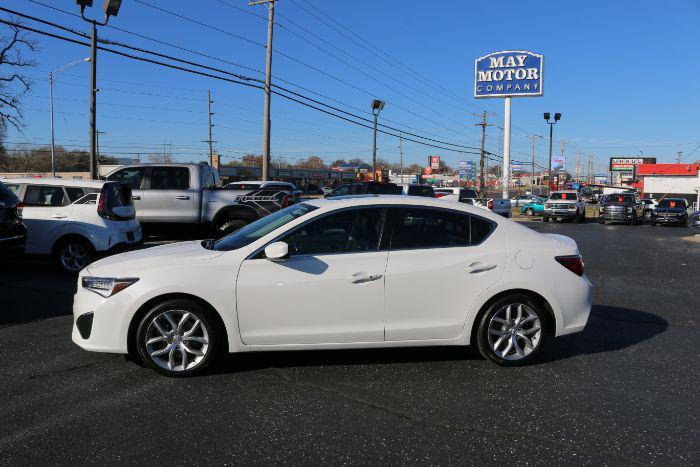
[213,203,318,251]
[657,199,686,209]
[549,192,577,200]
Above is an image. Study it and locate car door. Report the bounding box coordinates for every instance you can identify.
[106,167,147,219]
[141,166,196,223]
[383,206,506,341]
[21,184,71,254]
[236,207,388,345]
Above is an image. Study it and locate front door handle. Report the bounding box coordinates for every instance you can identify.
[52,214,68,219]
[348,272,383,284]
[465,262,497,274]
[132,195,141,200]
[176,195,190,200]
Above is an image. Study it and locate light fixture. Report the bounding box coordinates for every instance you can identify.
[371,99,385,112]
[543,112,550,121]
[103,0,122,18]
[554,112,562,121]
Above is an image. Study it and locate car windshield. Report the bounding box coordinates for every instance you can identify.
[606,194,635,204]
[213,203,318,251]
[657,199,685,209]
[0,182,17,200]
[549,192,577,200]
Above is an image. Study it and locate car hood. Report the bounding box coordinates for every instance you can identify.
[86,240,224,276]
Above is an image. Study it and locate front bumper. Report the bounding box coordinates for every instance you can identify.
[600,211,634,221]
[653,215,686,225]
[544,209,578,218]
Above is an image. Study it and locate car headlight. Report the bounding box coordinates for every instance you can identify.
[82,277,139,297]
[545,204,552,209]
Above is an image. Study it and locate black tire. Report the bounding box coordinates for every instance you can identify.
[629,213,637,226]
[581,208,586,221]
[135,299,223,377]
[526,208,535,216]
[476,294,551,366]
[542,215,549,223]
[598,218,605,225]
[213,218,249,238]
[53,236,94,273]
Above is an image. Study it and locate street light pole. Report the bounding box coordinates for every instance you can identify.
[49,58,90,178]
[76,0,122,179]
[371,99,385,181]
[544,112,561,192]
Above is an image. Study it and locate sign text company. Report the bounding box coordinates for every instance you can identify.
[474,51,543,98]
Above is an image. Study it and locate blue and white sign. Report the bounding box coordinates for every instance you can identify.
[474,50,543,98]
[459,160,475,180]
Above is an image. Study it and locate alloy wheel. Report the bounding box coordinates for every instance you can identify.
[487,303,542,361]
[60,242,90,272]
[145,310,210,372]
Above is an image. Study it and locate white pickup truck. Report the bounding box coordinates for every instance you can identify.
[106,163,298,237]
[543,190,586,223]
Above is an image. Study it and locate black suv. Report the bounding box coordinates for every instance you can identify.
[598,193,643,225]
[651,198,688,226]
[0,180,26,257]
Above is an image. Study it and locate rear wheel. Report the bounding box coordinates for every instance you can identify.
[213,217,249,238]
[53,237,94,273]
[476,294,550,366]
[135,299,222,377]
[526,208,535,216]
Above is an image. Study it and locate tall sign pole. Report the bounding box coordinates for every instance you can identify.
[474,50,544,199]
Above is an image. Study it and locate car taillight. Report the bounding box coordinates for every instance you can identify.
[281,194,292,208]
[97,191,107,219]
[487,199,494,210]
[555,255,584,276]
[15,201,23,219]
[435,193,447,198]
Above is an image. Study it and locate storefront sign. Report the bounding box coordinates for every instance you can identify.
[610,157,657,171]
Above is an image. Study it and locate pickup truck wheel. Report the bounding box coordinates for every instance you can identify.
[628,213,637,226]
[542,215,549,222]
[214,218,249,238]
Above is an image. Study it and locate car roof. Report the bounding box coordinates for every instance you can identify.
[0,177,105,188]
[303,195,505,221]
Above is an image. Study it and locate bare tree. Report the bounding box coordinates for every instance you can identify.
[0,19,37,137]
[148,153,173,163]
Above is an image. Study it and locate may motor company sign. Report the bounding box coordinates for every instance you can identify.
[474,51,544,98]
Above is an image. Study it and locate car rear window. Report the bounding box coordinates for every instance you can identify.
[0,182,17,200]
[407,185,435,197]
[607,194,635,204]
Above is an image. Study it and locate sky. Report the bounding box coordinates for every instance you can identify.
[2,0,699,175]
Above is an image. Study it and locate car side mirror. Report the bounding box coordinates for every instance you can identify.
[264,241,289,261]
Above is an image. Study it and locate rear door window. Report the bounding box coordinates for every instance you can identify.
[107,167,146,189]
[149,167,190,190]
[23,185,66,207]
[65,187,86,202]
[390,207,494,249]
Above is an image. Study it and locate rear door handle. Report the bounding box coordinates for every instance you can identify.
[348,272,383,284]
[132,195,141,200]
[176,195,190,200]
[465,262,497,274]
[52,214,68,219]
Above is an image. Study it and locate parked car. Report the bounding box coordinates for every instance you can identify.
[2,178,141,272]
[397,183,435,197]
[543,191,586,223]
[651,198,689,226]
[0,180,26,257]
[326,182,402,197]
[434,187,477,202]
[73,195,592,376]
[640,198,658,220]
[106,164,299,237]
[510,194,541,207]
[520,197,546,216]
[489,198,513,218]
[598,193,644,225]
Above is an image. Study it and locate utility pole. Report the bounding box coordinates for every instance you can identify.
[559,139,567,184]
[677,151,683,163]
[398,132,404,182]
[527,134,543,195]
[474,111,494,197]
[250,0,275,181]
[203,90,216,166]
[576,151,582,182]
[587,155,594,184]
[96,129,106,176]
[88,21,98,180]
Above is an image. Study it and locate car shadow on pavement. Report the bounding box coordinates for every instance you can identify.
[538,305,668,363]
[211,305,667,375]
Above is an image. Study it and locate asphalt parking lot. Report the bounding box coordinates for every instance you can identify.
[1,221,698,464]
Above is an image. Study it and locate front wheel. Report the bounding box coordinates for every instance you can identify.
[526,208,535,216]
[135,299,222,377]
[542,215,549,223]
[53,237,94,273]
[476,294,550,366]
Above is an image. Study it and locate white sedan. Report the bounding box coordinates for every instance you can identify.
[73,196,592,376]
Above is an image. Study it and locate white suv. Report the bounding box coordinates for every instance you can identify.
[2,178,142,272]
[543,191,586,223]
